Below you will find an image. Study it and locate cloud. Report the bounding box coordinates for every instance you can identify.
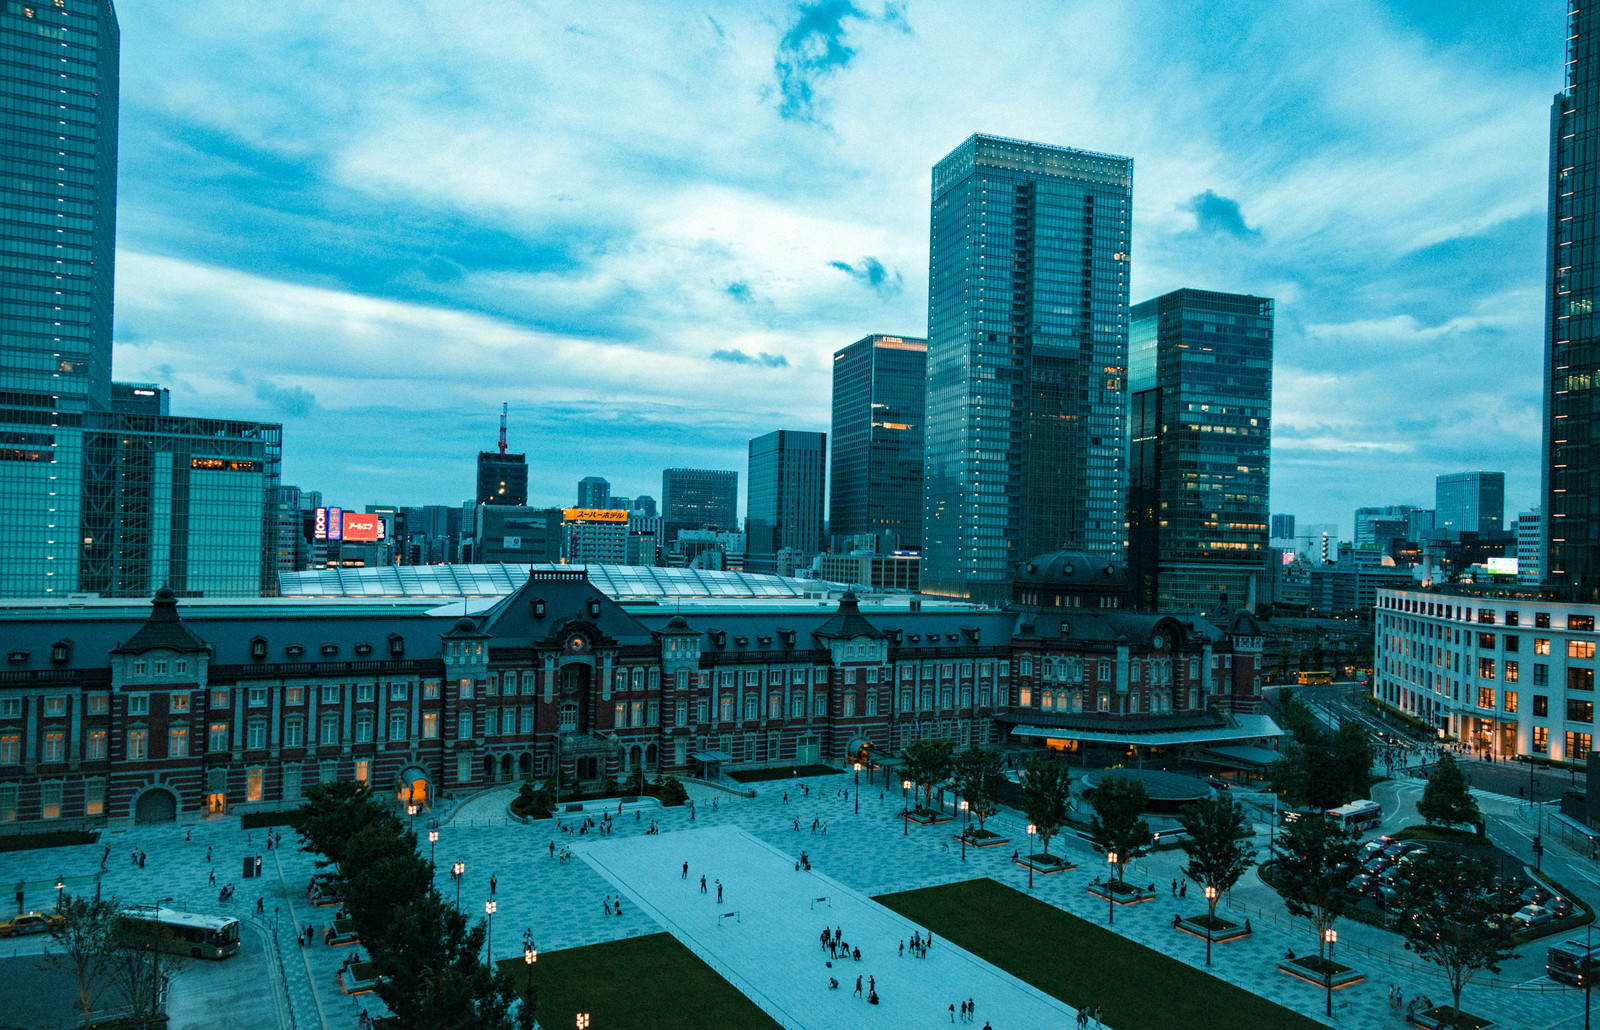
[725,280,755,303]
[828,256,903,297]
[252,380,318,417]
[773,1,881,121]
[710,349,790,368]
[1184,189,1260,240]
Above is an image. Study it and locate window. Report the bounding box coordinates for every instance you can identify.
[248,686,268,707]
[1478,610,1496,625]
[459,679,474,700]
[357,683,375,703]
[284,718,303,748]
[1534,694,1549,717]
[86,729,105,760]
[43,695,65,717]
[522,707,535,733]
[813,694,826,716]
[424,680,440,700]
[170,692,189,714]
[0,785,13,822]
[321,684,341,704]
[422,712,439,738]
[674,700,687,726]
[40,782,60,820]
[128,729,148,760]
[247,768,264,803]
[1098,693,1110,713]
[614,701,626,727]
[791,693,803,718]
[41,732,63,762]
[1536,638,1551,655]
[1477,633,1495,649]
[1537,612,1552,628]
[389,711,407,740]
[168,726,187,758]
[1478,657,1495,679]
[85,780,104,817]
[843,694,856,718]
[1569,731,1593,762]
[1572,615,1596,632]
[321,713,340,745]
[719,696,734,722]
[353,760,369,786]
[211,689,228,708]
[1098,660,1111,681]
[1567,698,1593,722]
[1506,691,1518,713]
[1506,611,1520,626]
[1478,687,1495,709]
[86,693,107,716]
[457,713,471,739]
[356,712,373,743]
[866,689,878,715]
[0,698,18,719]
[1533,726,1549,753]
[128,694,149,716]
[1535,664,1550,686]
[1570,641,1596,659]
[286,686,304,706]
[1573,668,1596,692]
[242,718,263,750]
[1505,635,1520,653]
[696,700,709,724]
[0,734,17,764]
[647,700,658,726]
[209,723,228,750]
[1019,687,1032,707]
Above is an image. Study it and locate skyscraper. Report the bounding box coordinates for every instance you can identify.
[476,407,527,508]
[1436,471,1505,536]
[1127,289,1273,612]
[746,430,826,573]
[0,0,120,596]
[661,468,738,540]
[829,334,926,552]
[922,135,1132,602]
[1546,0,1600,598]
[577,476,610,509]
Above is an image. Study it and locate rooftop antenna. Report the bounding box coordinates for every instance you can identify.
[497,401,508,455]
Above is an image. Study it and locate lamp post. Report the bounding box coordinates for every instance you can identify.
[959,800,969,861]
[1323,928,1337,1017]
[1106,851,1118,925]
[902,779,911,836]
[853,762,861,815]
[485,899,497,964]
[523,943,537,1013]
[1026,824,1036,890]
[452,861,465,911]
[576,1015,590,1029]
[1203,885,1217,966]
[54,877,64,911]
[428,828,439,868]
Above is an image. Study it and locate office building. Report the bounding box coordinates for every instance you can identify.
[562,507,629,565]
[111,383,168,416]
[1517,509,1544,586]
[1435,471,1504,536]
[0,0,120,597]
[634,495,657,518]
[475,406,526,508]
[1126,289,1273,613]
[661,468,738,539]
[746,430,825,573]
[577,476,610,509]
[1269,514,1296,542]
[474,506,564,564]
[922,135,1132,602]
[1353,505,1431,555]
[829,334,927,552]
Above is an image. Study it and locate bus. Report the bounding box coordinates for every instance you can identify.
[1296,670,1334,685]
[117,906,241,960]
[1326,800,1383,832]
[1548,939,1600,986]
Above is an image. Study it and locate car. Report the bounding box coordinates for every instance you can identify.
[1358,836,1395,863]
[1513,905,1556,928]
[1205,776,1232,791]
[1549,897,1575,919]
[0,912,62,937]
[1348,873,1381,897]
[1522,886,1557,907]
[1363,854,1395,875]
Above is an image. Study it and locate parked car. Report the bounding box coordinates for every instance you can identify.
[1205,776,1232,791]
[1522,886,1557,907]
[1513,905,1556,928]
[1358,837,1395,864]
[0,911,62,937]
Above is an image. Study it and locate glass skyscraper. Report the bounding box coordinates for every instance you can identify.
[922,135,1132,602]
[745,429,825,573]
[0,0,119,596]
[1127,289,1273,613]
[828,334,926,551]
[660,467,738,537]
[1435,471,1505,536]
[1545,0,1600,599]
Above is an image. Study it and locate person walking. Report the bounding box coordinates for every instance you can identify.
[208,868,216,886]
[700,875,707,894]
[716,881,723,903]
[682,861,689,879]
[854,975,862,997]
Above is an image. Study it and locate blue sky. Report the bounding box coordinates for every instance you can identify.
[109,0,1560,537]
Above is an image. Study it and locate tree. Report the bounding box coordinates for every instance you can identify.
[1417,754,1481,830]
[1275,815,1359,961]
[951,746,1005,835]
[107,927,189,1028]
[1088,775,1151,883]
[48,894,121,1026]
[1393,851,1518,1022]
[1271,696,1372,810]
[1179,796,1257,926]
[899,737,955,813]
[288,779,390,870]
[1018,753,1072,857]
[1331,721,1375,803]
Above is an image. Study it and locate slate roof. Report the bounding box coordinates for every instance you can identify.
[110,588,211,656]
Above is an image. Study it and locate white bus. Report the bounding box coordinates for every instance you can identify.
[1326,800,1383,833]
[118,906,241,960]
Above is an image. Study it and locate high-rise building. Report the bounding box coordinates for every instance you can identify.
[1546,0,1600,598]
[1269,514,1296,542]
[829,334,927,552]
[0,0,120,597]
[1126,289,1273,612]
[1517,508,1544,586]
[921,135,1132,602]
[577,476,610,509]
[1435,471,1505,536]
[661,468,738,539]
[746,430,826,573]
[1353,505,1431,552]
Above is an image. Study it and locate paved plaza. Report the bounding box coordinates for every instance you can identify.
[0,765,1594,1029]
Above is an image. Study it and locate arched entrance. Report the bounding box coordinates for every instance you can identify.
[482,755,497,783]
[397,767,430,807]
[518,753,533,779]
[134,787,178,824]
[500,754,514,780]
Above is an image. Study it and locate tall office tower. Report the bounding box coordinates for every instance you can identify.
[829,334,927,552]
[1435,471,1505,535]
[1270,514,1296,541]
[921,135,1132,602]
[660,468,738,539]
[1546,0,1600,597]
[577,476,610,509]
[746,430,826,572]
[1126,289,1273,612]
[1517,508,1544,585]
[1354,505,1429,551]
[475,406,527,507]
[634,494,657,518]
[0,0,119,597]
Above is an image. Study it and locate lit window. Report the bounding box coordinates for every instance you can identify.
[170,693,189,713]
[168,726,187,758]
[42,733,64,762]
[422,712,439,738]
[0,734,18,764]
[209,723,228,750]
[128,729,148,760]
[86,729,106,760]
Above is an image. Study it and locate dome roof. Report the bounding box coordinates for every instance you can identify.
[1013,552,1127,589]
[452,617,478,633]
[666,615,691,630]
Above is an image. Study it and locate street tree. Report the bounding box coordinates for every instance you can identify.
[900,737,955,814]
[1018,753,1072,858]
[1393,850,1518,1022]
[1089,775,1151,883]
[288,779,390,870]
[106,925,190,1028]
[1274,814,1359,962]
[951,746,1006,835]
[1179,796,1257,926]
[48,894,121,1026]
[1417,754,1481,830]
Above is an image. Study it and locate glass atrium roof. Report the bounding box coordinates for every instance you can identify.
[278,563,822,600]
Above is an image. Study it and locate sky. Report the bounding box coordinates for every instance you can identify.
[108,0,1563,538]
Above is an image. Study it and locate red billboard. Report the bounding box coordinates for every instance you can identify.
[341,513,386,541]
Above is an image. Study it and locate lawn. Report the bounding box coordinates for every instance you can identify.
[498,932,780,1030]
[877,878,1328,1030]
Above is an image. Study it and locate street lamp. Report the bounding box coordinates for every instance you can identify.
[1026,824,1036,890]
[1323,928,1337,1017]
[54,877,64,911]
[485,899,497,963]
[853,762,861,815]
[428,828,439,868]
[576,1015,589,1029]
[902,779,911,836]
[1105,851,1118,925]
[452,861,465,911]
[1204,885,1217,966]
[523,943,537,1011]
[959,800,969,861]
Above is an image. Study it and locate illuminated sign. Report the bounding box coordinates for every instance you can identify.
[1486,557,1519,574]
[562,508,629,523]
[327,506,343,541]
[314,507,328,540]
[342,513,386,542]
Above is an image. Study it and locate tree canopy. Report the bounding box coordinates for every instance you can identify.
[1018,753,1072,856]
[951,746,1006,833]
[1417,754,1482,830]
[1089,775,1151,882]
[899,737,955,812]
[1270,695,1373,810]
[1393,850,1518,1018]
[48,894,122,1025]
[1274,814,1359,959]
[1179,795,1256,915]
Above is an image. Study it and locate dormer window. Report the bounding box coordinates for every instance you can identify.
[320,644,339,657]
[354,643,372,656]
[286,645,304,658]
[250,637,267,661]
[50,640,70,664]
[587,599,602,618]
[388,634,405,657]
[710,631,727,648]
[6,650,27,664]
[533,599,546,618]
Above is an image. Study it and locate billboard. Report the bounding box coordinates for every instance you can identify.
[314,506,344,540]
[562,508,629,523]
[342,512,386,541]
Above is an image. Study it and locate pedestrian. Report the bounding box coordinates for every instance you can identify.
[256,896,264,915]
[1171,878,1177,895]
[206,845,212,863]
[138,849,146,868]
[208,868,216,886]
[490,874,497,895]
[1094,1004,1102,1027]
[682,861,689,879]
[961,1000,968,1021]
[603,895,611,915]
[1179,881,1186,898]
[899,939,904,957]
[783,791,788,804]
[716,881,723,903]
[186,828,192,844]
[869,975,875,994]
[550,841,556,858]
[700,874,707,894]
[613,899,621,917]
[854,975,863,997]
[968,997,975,1022]
[950,1002,956,1023]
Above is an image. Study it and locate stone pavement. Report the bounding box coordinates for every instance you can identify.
[2,769,1593,1029]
